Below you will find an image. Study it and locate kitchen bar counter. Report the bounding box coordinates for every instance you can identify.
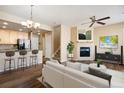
[0,49,38,53]
[0,50,43,72]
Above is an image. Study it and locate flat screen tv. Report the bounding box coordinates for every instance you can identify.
[99,35,118,48]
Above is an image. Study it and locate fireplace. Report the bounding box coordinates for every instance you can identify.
[80,47,90,57]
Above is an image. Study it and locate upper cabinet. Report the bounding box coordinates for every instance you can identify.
[9,31,18,44]
[0,29,28,44]
[0,29,10,44]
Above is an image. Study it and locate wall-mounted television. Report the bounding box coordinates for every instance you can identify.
[99,35,118,48]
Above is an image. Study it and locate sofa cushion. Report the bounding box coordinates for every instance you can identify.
[66,62,81,71]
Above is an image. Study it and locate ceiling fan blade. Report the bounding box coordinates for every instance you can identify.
[96,16,110,21]
[97,22,106,25]
[89,22,94,27]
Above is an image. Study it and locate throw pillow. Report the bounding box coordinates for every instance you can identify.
[50,59,59,64]
[66,62,81,71]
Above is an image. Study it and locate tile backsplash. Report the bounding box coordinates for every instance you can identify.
[0,44,14,50]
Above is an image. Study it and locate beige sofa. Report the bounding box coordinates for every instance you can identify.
[42,61,109,88]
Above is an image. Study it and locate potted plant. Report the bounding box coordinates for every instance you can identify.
[67,41,74,58]
[96,59,102,67]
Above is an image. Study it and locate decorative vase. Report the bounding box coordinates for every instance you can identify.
[97,63,100,67]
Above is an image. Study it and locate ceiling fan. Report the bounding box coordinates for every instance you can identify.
[81,16,110,27]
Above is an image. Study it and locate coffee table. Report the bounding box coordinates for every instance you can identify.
[89,63,107,72]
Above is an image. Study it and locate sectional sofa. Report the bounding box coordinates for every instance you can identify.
[42,61,109,88]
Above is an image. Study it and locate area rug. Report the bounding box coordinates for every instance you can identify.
[106,69,124,88]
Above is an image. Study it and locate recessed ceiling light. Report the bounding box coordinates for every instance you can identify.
[3,22,8,25]
[2,26,6,29]
[19,29,23,31]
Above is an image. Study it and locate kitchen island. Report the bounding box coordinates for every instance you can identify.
[0,50,43,72]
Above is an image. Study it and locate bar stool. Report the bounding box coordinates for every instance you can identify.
[4,51,15,72]
[30,50,38,67]
[18,50,27,70]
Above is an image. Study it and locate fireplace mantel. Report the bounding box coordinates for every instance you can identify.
[77,40,93,43]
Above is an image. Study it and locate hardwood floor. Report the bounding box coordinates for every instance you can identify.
[0,64,45,88]
[103,62,124,72]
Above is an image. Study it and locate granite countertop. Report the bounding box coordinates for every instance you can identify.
[0,49,41,53]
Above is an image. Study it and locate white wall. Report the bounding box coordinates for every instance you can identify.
[123,23,124,64]
[94,22,124,55]
[45,32,52,58]
[94,23,124,64]
[31,34,39,49]
[60,25,70,62]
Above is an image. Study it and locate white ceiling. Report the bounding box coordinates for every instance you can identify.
[0,5,124,27]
